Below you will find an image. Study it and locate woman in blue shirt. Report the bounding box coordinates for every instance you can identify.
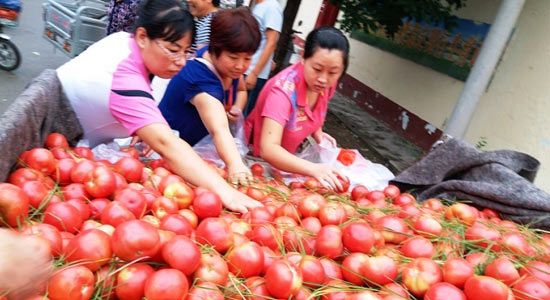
[159,7,261,185]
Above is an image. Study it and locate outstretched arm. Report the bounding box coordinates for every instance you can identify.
[136,123,261,213]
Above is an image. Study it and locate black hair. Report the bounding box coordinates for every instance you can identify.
[134,0,194,43]
[209,7,260,57]
[303,26,350,74]
[213,0,220,7]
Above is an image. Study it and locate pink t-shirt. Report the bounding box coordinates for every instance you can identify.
[245,61,336,156]
[57,32,167,147]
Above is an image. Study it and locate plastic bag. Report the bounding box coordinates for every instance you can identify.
[193,114,249,168]
[83,136,161,164]
[252,138,395,191]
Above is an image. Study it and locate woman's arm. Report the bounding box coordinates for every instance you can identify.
[192,93,252,185]
[136,123,261,213]
[260,118,343,190]
[228,76,247,123]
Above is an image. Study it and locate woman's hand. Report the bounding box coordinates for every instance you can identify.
[245,72,258,90]
[226,106,243,123]
[310,163,344,191]
[220,187,263,214]
[129,135,154,156]
[227,162,253,186]
[0,230,53,299]
[313,130,337,147]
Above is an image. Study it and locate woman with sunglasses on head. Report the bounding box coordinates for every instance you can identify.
[56,0,261,213]
[245,26,350,191]
[159,7,261,186]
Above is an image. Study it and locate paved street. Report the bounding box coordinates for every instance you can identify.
[0,0,69,114]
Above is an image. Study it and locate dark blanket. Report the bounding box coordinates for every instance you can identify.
[0,69,83,181]
[391,138,550,229]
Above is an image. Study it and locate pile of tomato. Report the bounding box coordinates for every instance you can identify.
[0,132,549,300]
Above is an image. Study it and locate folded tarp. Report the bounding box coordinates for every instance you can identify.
[391,138,550,230]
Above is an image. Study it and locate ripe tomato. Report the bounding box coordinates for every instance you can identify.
[192,187,223,219]
[264,259,303,298]
[413,214,443,237]
[442,258,474,288]
[519,261,550,286]
[383,184,401,199]
[445,203,478,225]
[316,225,344,259]
[194,252,229,285]
[0,183,30,227]
[226,241,265,278]
[400,236,435,258]
[113,157,144,183]
[484,257,520,285]
[144,269,189,300]
[115,263,154,300]
[361,255,398,286]
[512,276,550,300]
[375,215,410,244]
[318,202,347,226]
[336,149,356,166]
[351,184,369,201]
[298,255,326,287]
[342,220,375,254]
[336,174,350,193]
[162,235,201,275]
[114,188,147,218]
[101,201,136,227]
[73,146,94,160]
[342,253,369,285]
[250,163,265,177]
[23,148,57,175]
[111,220,160,262]
[401,258,443,297]
[70,159,97,184]
[65,229,112,272]
[84,165,116,198]
[47,266,94,300]
[187,281,224,300]
[43,202,83,233]
[21,223,63,256]
[53,158,76,186]
[464,275,513,300]
[163,181,195,209]
[424,282,466,300]
[195,217,234,253]
[297,193,327,218]
[247,223,281,251]
[44,133,69,149]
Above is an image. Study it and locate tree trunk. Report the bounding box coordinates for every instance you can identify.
[271,0,302,76]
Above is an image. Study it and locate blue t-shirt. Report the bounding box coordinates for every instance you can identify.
[159,49,239,146]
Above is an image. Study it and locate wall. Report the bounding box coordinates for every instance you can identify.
[292,0,323,40]
[293,0,550,191]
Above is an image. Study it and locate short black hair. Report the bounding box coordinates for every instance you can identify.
[303,26,350,74]
[134,0,194,43]
[213,0,220,7]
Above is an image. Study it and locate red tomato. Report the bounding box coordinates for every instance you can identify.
[342,253,369,285]
[422,198,445,211]
[400,236,435,258]
[115,263,155,300]
[445,203,478,225]
[383,184,401,199]
[144,269,189,300]
[243,277,271,300]
[65,229,112,271]
[150,196,179,219]
[318,202,347,226]
[393,193,415,206]
[464,276,513,300]
[162,235,201,275]
[113,157,144,183]
[250,163,265,177]
[298,255,326,288]
[23,148,57,175]
[44,133,69,149]
[226,241,265,278]
[70,159,97,183]
[247,223,281,251]
[512,276,550,300]
[519,261,550,286]
[66,199,91,222]
[264,259,303,298]
[43,202,83,233]
[424,282,466,300]
[485,257,520,285]
[337,149,356,166]
[442,258,474,288]
[342,220,375,254]
[500,232,533,256]
[413,214,443,237]
[0,183,30,227]
[375,215,410,244]
[101,201,136,227]
[111,220,160,262]
[113,188,147,218]
[194,252,229,285]
[351,184,369,201]
[20,180,51,209]
[53,158,76,186]
[61,183,89,201]
[73,147,94,160]
[315,225,344,259]
[8,167,44,187]
[88,198,110,220]
[195,217,234,253]
[297,193,327,218]
[401,258,443,297]
[83,165,116,198]
[336,174,350,193]
[47,266,94,300]
[187,281,224,300]
[360,255,398,286]
[465,221,501,249]
[163,181,195,209]
[192,187,223,219]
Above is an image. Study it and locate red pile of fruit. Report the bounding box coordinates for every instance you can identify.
[0,132,549,300]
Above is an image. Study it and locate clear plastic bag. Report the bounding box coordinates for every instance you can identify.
[193,114,249,168]
[252,138,395,191]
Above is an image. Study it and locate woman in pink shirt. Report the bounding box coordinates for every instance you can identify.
[245,27,350,190]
